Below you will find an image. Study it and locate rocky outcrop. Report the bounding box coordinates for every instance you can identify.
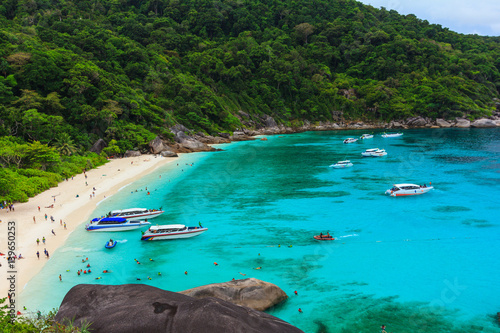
[471,118,498,128]
[406,116,427,127]
[170,126,216,152]
[436,118,452,128]
[455,118,471,128]
[160,150,178,157]
[230,131,256,141]
[179,278,288,312]
[54,284,303,333]
[149,136,165,154]
[89,139,107,154]
[388,121,405,128]
[123,150,141,157]
[264,115,278,128]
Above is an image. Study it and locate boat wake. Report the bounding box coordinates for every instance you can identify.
[336,234,359,239]
[117,239,128,244]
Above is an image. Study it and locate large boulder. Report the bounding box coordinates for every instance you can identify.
[230,131,255,141]
[181,138,207,150]
[149,136,165,154]
[264,115,277,128]
[54,284,302,333]
[170,126,216,151]
[471,118,497,128]
[179,278,288,312]
[160,150,178,157]
[455,118,470,128]
[170,124,190,134]
[124,150,141,157]
[436,118,452,128]
[407,116,427,127]
[89,139,107,154]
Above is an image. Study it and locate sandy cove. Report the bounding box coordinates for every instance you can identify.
[0,154,179,299]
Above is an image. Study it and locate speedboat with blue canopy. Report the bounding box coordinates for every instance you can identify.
[85,217,151,231]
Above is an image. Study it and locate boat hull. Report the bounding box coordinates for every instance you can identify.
[330,163,353,168]
[382,133,403,138]
[87,225,146,231]
[386,187,433,196]
[141,227,207,241]
[314,235,335,241]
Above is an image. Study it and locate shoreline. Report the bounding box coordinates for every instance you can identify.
[0,154,179,299]
[2,126,498,305]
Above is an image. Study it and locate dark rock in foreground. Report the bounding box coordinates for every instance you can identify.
[179,278,288,311]
[55,284,303,333]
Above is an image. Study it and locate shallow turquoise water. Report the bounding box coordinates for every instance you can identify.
[21,129,500,332]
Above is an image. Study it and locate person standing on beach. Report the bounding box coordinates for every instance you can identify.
[64,222,67,229]
[44,214,47,221]
[42,237,45,244]
[60,219,62,226]
[36,238,40,245]
[36,251,39,259]
[33,216,36,223]
[38,206,40,211]
[59,274,62,282]
[52,229,56,236]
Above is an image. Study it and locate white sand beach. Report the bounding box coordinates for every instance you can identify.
[0,154,179,299]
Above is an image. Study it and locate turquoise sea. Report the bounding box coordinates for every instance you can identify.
[21,128,500,332]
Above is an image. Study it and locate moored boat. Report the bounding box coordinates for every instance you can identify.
[330,160,353,168]
[86,217,151,231]
[385,183,434,197]
[108,208,164,221]
[371,149,387,157]
[343,138,358,144]
[381,132,403,138]
[360,134,374,139]
[141,224,208,241]
[361,148,379,157]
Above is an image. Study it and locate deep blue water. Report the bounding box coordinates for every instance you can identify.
[21,128,500,332]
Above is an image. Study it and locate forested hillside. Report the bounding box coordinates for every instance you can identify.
[1,0,500,202]
[1,0,500,149]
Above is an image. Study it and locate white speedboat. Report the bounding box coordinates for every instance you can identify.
[108,208,164,221]
[361,148,379,157]
[385,184,433,197]
[371,149,387,157]
[382,132,403,138]
[330,160,353,168]
[360,134,374,139]
[141,224,208,241]
[343,138,358,144]
[86,217,151,231]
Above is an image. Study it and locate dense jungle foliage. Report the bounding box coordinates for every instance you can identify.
[0,0,499,202]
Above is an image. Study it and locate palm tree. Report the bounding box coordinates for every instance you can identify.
[53,133,77,156]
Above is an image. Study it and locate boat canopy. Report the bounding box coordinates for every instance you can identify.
[149,224,185,231]
[111,208,148,214]
[91,217,127,222]
[394,183,420,187]
[337,160,351,163]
